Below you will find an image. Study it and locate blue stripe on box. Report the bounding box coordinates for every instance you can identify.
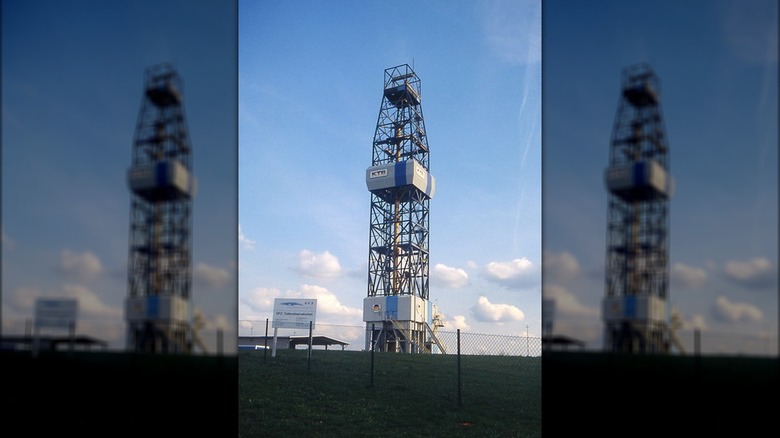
[426,173,433,197]
[634,161,647,187]
[147,296,158,318]
[624,296,635,318]
[394,161,406,187]
[386,296,398,319]
[156,161,169,187]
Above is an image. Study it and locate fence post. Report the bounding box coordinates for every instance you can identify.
[457,329,461,407]
[525,324,529,357]
[264,319,269,362]
[370,323,375,387]
[307,321,313,372]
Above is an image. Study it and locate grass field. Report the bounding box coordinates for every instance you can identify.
[1,350,237,436]
[238,349,541,438]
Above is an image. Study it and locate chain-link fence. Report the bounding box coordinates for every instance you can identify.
[674,328,779,356]
[546,319,780,356]
[238,319,542,355]
[2,317,236,355]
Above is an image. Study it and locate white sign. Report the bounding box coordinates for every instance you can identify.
[35,298,78,330]
[272,298,317,329]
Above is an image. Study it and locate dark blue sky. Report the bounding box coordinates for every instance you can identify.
[2,0,238,351]
[543,0,778,354]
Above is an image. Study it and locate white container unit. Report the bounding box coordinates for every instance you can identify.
[363,295,429,324]
[125,295,189,323]
[605,159,672,200]
[128,159,196,201]
[602,295,666,323]
[366,159,435,199]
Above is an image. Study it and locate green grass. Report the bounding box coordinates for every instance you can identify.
[239,349,541,437]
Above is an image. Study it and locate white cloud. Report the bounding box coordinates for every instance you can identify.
[58,249,102,281]
[685,314,709,331]
[431,263,470,288]
[239,224,256,250]
[60,284,122,319]
[671,263,707,289]
[296,249,342,280]
[722,257,775,289]
[241,287,280,313]
[431,307,471,331]
[543,250,580,283]
[724,257,771,279]
[482,257,540,290]
[194,262,231,289]
[288,284,361,318]
[712,296,763,323]
[445,315,471,331]
[470,296,525,323]
[542,284,599,319]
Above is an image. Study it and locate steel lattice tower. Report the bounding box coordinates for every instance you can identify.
[603,63,673,353]
[125,64,196,354]
[363,64,443,353]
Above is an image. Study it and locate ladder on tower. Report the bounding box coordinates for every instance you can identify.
[668,309,686,354]
[388,319,423,353]
[424,321,447,354]
[384,318,448,354]
[191,309,209,354]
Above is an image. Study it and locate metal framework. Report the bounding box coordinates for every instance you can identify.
[367,64,431,300]
[364,64,439,353]
[126,63,194,354]
[603,63,671,353]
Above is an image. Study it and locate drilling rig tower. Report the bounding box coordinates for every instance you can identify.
[125,63,196,354]
[603,63,673,353]
[364,64,445,353]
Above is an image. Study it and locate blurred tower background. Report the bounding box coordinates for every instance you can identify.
[125,64,196,354]
[602,63,674,353]
[363,64,444,353]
